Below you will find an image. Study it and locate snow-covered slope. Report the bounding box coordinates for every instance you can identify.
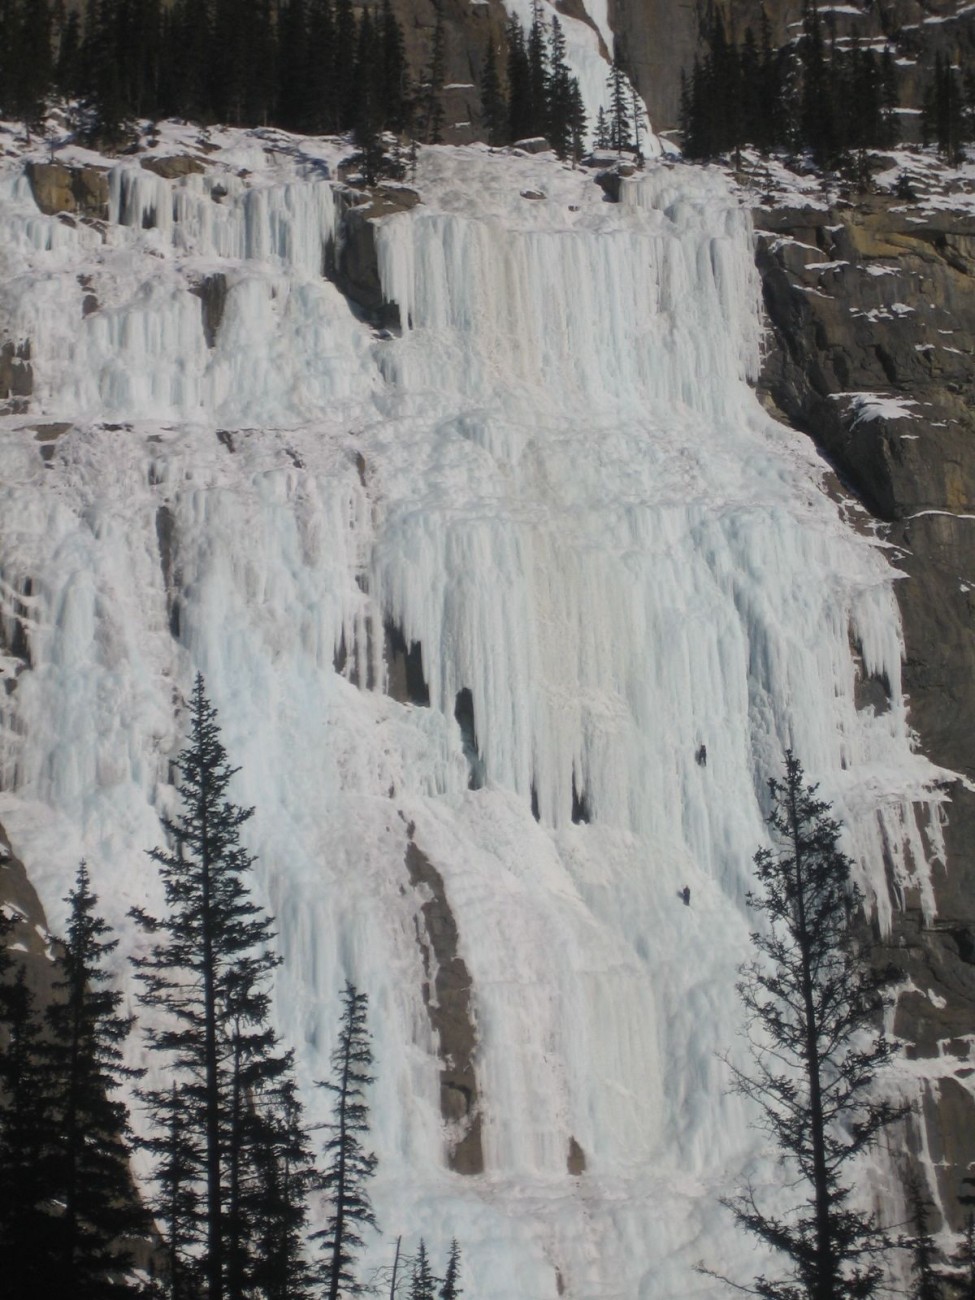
[0,124,950,1297]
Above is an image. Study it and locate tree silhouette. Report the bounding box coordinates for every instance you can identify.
[722,752,901,1300]
[316,982,378,1300]
[43,861,146,1297]
[440,1239,462,1300]
[132,676,300,1300]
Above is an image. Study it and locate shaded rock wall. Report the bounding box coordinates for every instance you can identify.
[755,189,975,1227]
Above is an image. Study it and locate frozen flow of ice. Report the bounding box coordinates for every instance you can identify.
[0,130,950,1298]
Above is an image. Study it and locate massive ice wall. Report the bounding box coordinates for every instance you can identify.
[0,128,949,1297]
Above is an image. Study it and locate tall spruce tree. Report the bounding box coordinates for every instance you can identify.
[132,676,303,1300]
[903,1173,944,1300]
[440,1239,462,1300]
[316,982,378,1300]
[722,752,901,1299]
[410,1240,436,1300]
[42,861,146,1298]
[606,42,632,153]
[480,35,505,146]
[526,1,548,138]
[505,15,532,143]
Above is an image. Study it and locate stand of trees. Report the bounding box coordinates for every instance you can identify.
[489,8,586,160]
[0,0,414,156]
[0,678,472,1299]
[681,3,898,167]
[0,0,594,165]
[0,863,146,1299]
[922,51,975,164]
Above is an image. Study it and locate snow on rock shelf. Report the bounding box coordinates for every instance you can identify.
[0,125,952,1298]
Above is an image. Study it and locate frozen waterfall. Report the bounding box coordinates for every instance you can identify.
[0,128,949,1298]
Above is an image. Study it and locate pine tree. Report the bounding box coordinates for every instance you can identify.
[54,1,83,99]
[144,1082,204,1300]
[722,752,902,1299]
[276,0,309,131]
[379,0,409,132]
[410,1240,436,1300]
[316,982,378,1300]
[304,0,335,132]
[0,964,60,1298]
[526,1,548,139]
[332,0,357,130]
[480,36,505,146]
[423,0,446,144]
[251,1073,316,1300]
[132,675,299,1300]
[546,16,580,161]
[923,52,967,165]
[606,42,632,154]
[505,15,531,143]
[948,1213,975,1300]
[439,1239,462,1300]
[42,861,146,1297]
[904,1172,944,1300]
[594,104,610,150]
[1,0,53,132]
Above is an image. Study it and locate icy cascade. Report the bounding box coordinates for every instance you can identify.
[1,157,365,423]
[377,162,759,411]
[0,134,951,1299]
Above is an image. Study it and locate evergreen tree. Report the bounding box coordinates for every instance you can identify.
[351,6,385,182]
[567,76,587,160]
[251,1074,316,1300]
[332,0,357,130]
[722,752,901,1299]
[379,0,409,134]
[276,0,309,131]
[144,1081,204,1300]
[132,675,299,1300]
[903,1172,944,1300]
[923,52,967,164]
[546,16,582,160]
[410,1240,436,1300]
[54,1,83,100]
[505,15,531,143]
[526,0,548,138]
[423,0,446,144]
[594,104,610,151]
[316,982,378,1300]
[43,861,146,1297]
[948,1213,975,1300]
[480,35,505,146]
[305,0,335,132]
[440,1239,462,1300]
[0,0,53,131]
[0,964,60,1298]
[158,0,212,124]
[83,0,129,141]
[606,41,632,153]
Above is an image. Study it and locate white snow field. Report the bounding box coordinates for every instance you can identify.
[0,123,953,1297]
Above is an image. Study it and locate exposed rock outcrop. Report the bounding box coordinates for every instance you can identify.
[404,825,483,1175]
[25,161,109,219]
[326,184,420,327]
[756,186,975,1227]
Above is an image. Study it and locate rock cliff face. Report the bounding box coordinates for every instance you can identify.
[755,183,975,1226]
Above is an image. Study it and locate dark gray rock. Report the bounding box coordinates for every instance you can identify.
[756,191,975,1227]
